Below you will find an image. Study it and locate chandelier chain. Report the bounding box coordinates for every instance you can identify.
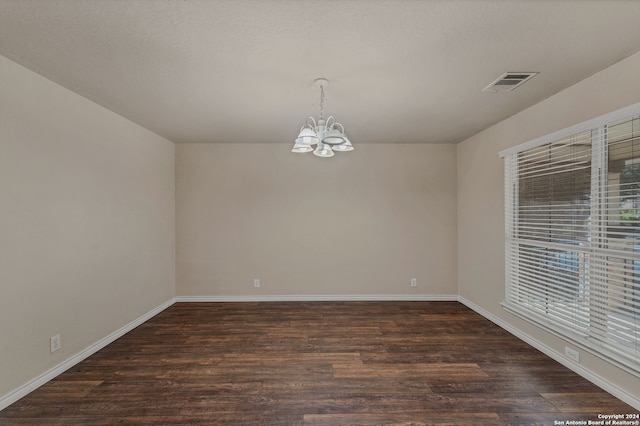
[319,83,325,121]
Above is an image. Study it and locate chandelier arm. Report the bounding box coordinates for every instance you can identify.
[306,116,317,130]
[325,116,335,130]
[334,122,345,133]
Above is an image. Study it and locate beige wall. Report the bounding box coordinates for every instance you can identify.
[457,50,640,401]
[0,55,176,397]
[176,143,457,297]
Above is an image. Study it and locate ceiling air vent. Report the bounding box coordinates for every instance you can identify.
[483,72,539,92]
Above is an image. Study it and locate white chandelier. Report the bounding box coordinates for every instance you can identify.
[292,78,354,157]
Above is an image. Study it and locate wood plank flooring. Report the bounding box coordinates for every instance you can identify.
[0,302,636,425]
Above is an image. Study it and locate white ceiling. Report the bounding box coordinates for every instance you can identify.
[1,0,640,145]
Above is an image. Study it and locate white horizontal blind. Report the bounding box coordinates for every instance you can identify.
[591,116,640,363]
[506,132,593,332]
[504,110,640,374]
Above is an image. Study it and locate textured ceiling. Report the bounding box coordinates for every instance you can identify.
[1,0,640,144]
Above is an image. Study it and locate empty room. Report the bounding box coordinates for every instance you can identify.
[1,0,640,424]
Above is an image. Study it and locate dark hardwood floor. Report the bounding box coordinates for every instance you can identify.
[0,302,636,425]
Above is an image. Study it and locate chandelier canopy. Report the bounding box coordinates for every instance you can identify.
[292,78,354,157]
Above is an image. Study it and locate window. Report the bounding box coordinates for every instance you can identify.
[501,102,640,375]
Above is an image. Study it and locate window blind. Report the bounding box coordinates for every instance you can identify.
[503,104,640,375]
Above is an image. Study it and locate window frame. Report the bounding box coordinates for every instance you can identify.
[500,101,640,377]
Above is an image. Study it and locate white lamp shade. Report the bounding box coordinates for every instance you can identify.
[332,136,354,152]
[295,127,319,145]
[322,128,346,145]
[291,141,314,153]
[313,143,334,158]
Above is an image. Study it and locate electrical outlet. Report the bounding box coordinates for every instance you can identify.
[564,346,580,363]
[410,278,417,287]
[254,279,260,288]
[50,335,61,353]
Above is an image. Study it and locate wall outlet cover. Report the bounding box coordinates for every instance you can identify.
[564,346,580,363]
[50,335,61,353]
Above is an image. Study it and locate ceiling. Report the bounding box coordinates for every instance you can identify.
[1,0,640,145]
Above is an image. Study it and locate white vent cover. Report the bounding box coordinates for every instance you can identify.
[482,72,539,92]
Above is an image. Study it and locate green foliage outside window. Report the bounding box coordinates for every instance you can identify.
[620,164,640,225]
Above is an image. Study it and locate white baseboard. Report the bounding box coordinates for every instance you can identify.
[175,294,459,302]
[0,298,176,411]
[457,296,640,411]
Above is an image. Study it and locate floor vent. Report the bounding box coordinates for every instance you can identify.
[483,72,538,92]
